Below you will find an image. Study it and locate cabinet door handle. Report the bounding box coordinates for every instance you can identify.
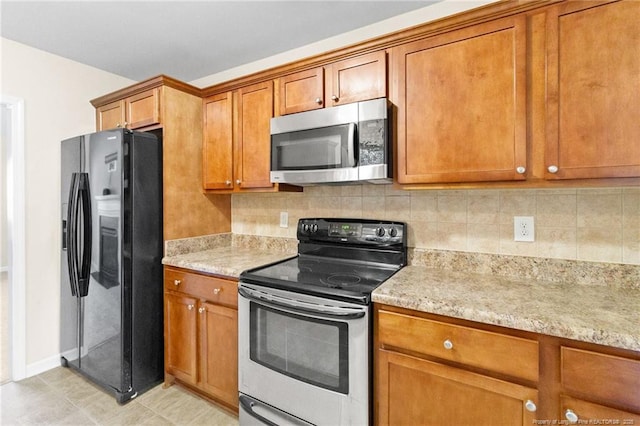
[524,400,537,412]
[213,288,221,295]
[547,165,559,174]
[516,166,526,174]
[236,179,241,185]
[443,339,453,350]
[187,304,194,310]
[225,180,232,186]
[315,97,323,105]
[331,95,339,102]
[173,279,181,286]
[565,409,579,423]
[198,307,205,314]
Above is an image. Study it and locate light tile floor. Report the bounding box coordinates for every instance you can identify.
[0,367,239,425]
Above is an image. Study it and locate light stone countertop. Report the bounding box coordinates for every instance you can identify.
[162,246,296,278]
[162,234,640,352]
[372,265,640,352]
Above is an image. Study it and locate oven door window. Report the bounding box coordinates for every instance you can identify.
[250,302,349,394]
[271,123,356,171]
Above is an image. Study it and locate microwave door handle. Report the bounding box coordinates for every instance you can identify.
[347,122,356,167]
[238,286,366,320]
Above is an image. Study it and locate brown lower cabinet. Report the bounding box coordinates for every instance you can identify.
[375,304,640,425]
[164,266,238,413]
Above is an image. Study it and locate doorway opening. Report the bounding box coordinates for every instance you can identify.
[1,95,26,383]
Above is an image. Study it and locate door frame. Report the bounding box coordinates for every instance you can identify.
[1,94,27,381]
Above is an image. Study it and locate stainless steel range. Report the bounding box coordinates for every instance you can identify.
[238,218,407,425]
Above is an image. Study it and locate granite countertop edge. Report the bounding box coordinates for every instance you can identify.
[372,265,640,352]
[161,235,639,352]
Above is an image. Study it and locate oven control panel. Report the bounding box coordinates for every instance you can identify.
[298,218,405,245]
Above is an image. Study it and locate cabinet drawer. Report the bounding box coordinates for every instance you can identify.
[378,310,538,381]
[560,395,640,425]
[164,267,238,308]
[561,347,640,411]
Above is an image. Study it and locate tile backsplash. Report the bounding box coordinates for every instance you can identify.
[232,185,640,265]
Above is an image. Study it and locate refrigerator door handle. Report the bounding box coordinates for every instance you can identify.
[77,173,92,297]
[66,174,80,297]
[65,172,92,297]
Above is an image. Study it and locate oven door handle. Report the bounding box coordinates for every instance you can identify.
[238,286,366,320]
[239,395,279,426]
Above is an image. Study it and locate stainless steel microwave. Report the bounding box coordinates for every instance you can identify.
[270,97,391,185]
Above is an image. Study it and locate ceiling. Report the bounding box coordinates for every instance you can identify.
[1,1,434,83]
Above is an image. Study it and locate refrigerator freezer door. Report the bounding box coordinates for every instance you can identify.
[60,130,129,395]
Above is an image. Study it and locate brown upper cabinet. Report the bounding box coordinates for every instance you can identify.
[543,0,640,180]
[391,16,527,184]
[278,50,387,115]
[203,82,273,191]
[92,75,232,240]
[203,81,299,193]
[203,91,234,190]
[96,87,161,130]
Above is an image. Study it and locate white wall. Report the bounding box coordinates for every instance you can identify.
[0,37,134,372]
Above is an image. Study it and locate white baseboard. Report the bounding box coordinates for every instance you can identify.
[25,354,62,378]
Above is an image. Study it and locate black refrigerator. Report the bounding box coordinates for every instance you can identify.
[60,128,163,403]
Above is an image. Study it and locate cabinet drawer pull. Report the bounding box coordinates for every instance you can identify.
[173,279,181,286]
[187,304,194,310]
[213,288,221,295]
[443,339,453,350]
[565,409,578,423]
[524,400,536,412]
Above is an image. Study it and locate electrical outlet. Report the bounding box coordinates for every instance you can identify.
[279,211,288,228]
[514,216,535,242]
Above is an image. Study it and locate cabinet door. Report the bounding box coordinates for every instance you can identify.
[126,88,161,129]
[203,92,234,190]
[560,396,640,425]
[545,0,640,179]
[325,50,386,107]
[392,16,527,184]
[96,100,126,131]
[377,349,538,426]
[278,67,324,115]
[164,291,198,385]
[235,81,274,189]
[198,301,238,409]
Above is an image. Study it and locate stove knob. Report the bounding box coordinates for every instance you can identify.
[302,223,310,233]
[389,227,398,238]
[376,227,386,237]
[311,223,318,233]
